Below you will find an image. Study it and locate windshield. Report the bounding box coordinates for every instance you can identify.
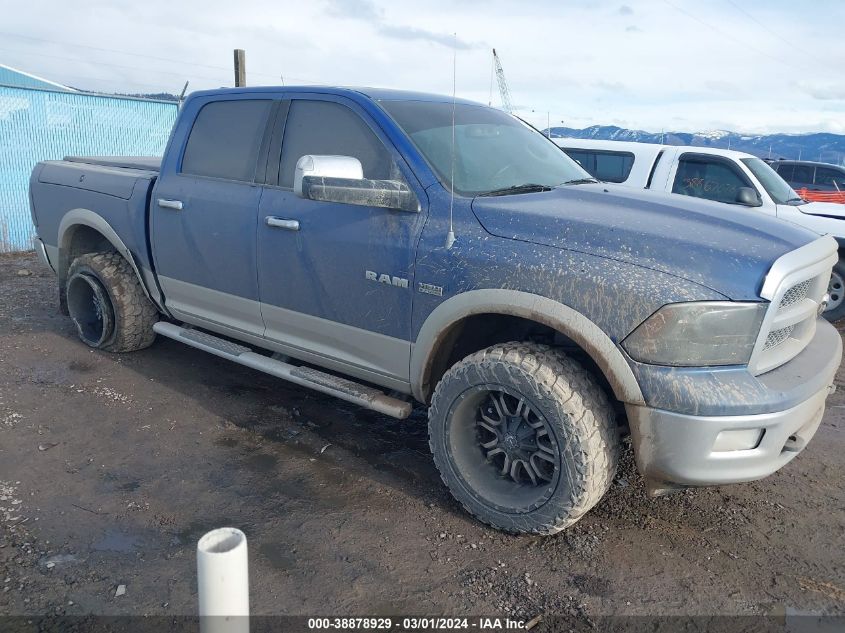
[741,157,802,205]
[379,100,590,196]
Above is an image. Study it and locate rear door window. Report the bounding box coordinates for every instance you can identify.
[775,164,795,181]
[792,165,815,185]
[278,100,393,188]
[672,155,752,204]
[815,167,845,188]
[593,151,634,183]
[563,150,591,170]
[181,99,273,181]
[562,149,634,183]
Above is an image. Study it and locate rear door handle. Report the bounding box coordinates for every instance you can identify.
[266,216,300,231]
[158,199,183,210]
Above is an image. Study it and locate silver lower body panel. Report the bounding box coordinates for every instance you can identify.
[626,381,834,487]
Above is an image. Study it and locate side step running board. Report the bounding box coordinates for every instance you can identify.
[152,322,412,419]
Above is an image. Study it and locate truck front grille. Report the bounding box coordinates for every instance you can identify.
[763,324,795,351]
[748,236,837,376]
[779,279,811,309]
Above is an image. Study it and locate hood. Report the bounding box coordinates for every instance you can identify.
[471,184,819,301]
[797,200,845,219]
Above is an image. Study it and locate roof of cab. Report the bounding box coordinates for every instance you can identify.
[552,138,665,157]
[771,159,845,170]
[552,137,760,161]
[186,85,482,107]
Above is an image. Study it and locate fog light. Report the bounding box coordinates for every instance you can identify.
[712,429,764,452]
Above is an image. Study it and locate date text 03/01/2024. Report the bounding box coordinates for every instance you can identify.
[306,616,539,630]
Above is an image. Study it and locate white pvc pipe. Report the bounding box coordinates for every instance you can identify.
[197,527,250,633]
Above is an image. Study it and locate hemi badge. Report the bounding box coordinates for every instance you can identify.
[418,282,443,297]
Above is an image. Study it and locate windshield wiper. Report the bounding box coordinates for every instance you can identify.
[561,177,599,185]
[785,197,805,204]
[479,183,554,197]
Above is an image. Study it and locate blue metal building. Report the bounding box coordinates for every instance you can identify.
[0,65,178,252]
[0,64,76,92]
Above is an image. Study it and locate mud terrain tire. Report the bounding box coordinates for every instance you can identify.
[429,342,619,534]
[66,252,158,352]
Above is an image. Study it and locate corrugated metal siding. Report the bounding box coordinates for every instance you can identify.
[0,86,177,252]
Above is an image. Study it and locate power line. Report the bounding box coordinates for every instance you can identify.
[660,0,798,70]
[0,31,321,85]
[722,0,826,65]
[0,31,254,75]
[23,68,185,92]
[0,47,229,84]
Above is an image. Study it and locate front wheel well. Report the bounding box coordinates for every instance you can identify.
[422,313,618,413]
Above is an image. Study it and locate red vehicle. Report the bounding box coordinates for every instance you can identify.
[797,188,845,205]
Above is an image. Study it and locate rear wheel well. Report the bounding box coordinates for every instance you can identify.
[423,313,619,416]
[64,225,116,268]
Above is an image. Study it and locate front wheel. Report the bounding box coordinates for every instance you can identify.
[824,259,845,322]
[428,343,619,535]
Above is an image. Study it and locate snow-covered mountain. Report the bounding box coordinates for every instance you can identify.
[545,125,845,165]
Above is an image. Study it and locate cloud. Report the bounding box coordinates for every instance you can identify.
[799,81,845,101]
[378,24,477,49]
[324,0,478,49]
[703,80,741,95]
[324,0,383,21]
[593,80,627,92]
[619,4,634,15]
[5,0,844,134]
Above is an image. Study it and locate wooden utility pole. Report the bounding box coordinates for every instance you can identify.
[234,49,246,87]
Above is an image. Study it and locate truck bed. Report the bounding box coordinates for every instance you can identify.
[29,157,160,283]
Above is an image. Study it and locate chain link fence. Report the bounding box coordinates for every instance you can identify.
[0,85,178,252]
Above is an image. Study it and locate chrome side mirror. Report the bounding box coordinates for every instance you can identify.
[293,155,363,197]
[294,155,420,213]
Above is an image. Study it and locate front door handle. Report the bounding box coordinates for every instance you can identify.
[266,216,300,231]
[158,199,183,210]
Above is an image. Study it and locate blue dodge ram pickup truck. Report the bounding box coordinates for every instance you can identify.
[29,87,842,534]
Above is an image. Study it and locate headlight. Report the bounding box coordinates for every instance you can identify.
[622,302,767,367]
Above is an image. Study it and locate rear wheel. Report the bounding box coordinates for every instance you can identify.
[66,252,158,352]
[428,343,619,535]
[824,259,845,322]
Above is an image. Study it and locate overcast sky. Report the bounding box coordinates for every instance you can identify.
[3,0,844,135]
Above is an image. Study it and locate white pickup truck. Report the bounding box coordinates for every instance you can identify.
[554,139,845,320]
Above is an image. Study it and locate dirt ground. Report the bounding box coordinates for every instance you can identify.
[1,251,844,629]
